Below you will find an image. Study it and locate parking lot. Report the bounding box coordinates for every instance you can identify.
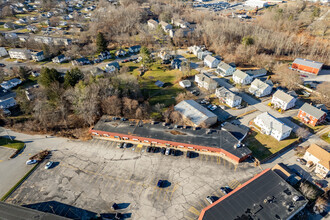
[6,138,260,219]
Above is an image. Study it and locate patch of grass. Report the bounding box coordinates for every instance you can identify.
[0,137,25,150]
[244,130,298,160]
[321,133,330,144]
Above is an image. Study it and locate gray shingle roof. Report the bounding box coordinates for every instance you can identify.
[174,100,217,125]
[256,112,292,134]
[233,69,249,79]
[217,61,232,72]
[293,58,323,70]
[300,103,326,119]
[250,79,271,92]
[204,55,217,63]
[216,87,241,102]
[273,90,295,103]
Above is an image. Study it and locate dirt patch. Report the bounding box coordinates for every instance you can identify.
[169,130,187,135]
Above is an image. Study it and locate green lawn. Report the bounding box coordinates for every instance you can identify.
[0,137,25,150]
[321,133,330,144]
[122,62,185,106]
[244,130,299,161]
[290,117,326,134]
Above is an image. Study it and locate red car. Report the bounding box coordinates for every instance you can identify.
[300,75,308,78]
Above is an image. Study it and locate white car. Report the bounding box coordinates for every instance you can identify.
[26,160,38,165]
[45,161,53,169]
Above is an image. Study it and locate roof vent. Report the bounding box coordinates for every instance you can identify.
[293,196,299,202]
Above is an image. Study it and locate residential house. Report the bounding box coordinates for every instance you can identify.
[249,78,272,97]
[179,80,191,88]
[254,112,292,141]
[188,45,202,56]
[291,58,323,75]
[216,61,236,77]
[246,68,267,78]
[232,70,253,85]
[0,98,16,110]
[8,49,31,60]
[171,59,182,69]
[72,58,90,66]
[0,47,8,57]
[297,103,327,126]
[52,54,67,63]
[174,100,217,127]
[147,19,158,29]
[90,67,105,76]
[115,49,127,57]
[195,73,218,92]
[303,144,330,178]
[27,25,38,32]
[204,55,220,68]
[0,78,22,90]
[128,45,141,53]
[159,21,172,32]
[155,80,165,87]
[105,62,120,73]
[197,50,212,60]
[271,90,296,111]
[215,87,242,108]
[158,51,172,61]
[171,18,189,28]
[98,51,112,60]
[4,22,16,29]
[31,51,45,62]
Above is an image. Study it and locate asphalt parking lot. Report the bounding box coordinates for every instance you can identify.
[6,138,260,220]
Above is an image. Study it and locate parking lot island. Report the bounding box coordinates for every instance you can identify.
[90,116,252,163]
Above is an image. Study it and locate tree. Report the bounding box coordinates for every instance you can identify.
[241,36,254,46]
[140,46,152,68]
[42,44,50,59]
[38,68,61,88]
[14,66,29,81]
[64,68,84,88]
[96,32,107,53]
[312,7,321,18]
[296,127,310,140]
[274,64,303,90]
[101,95,122,116]
[315,82,330,108]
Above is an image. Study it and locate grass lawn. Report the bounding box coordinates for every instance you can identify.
[122,62,185,106]
[0,137,25,150]
[244,130,299,161]
[321,133,330,144]
[290,117,326,134]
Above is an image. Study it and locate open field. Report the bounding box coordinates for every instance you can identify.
[244,130,299,161]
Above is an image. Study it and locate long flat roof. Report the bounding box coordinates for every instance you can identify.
[93,116,251,159]
[0,202,68,220]
[199,169,307,220]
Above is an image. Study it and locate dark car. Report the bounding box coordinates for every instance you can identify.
[161,147,166,155]
[146,146,152,152]
[153,147,159,153]
[151,147,156,153]
[157,180,164,187]
[120,117,127,121]
[162,60,170,64]
[296,158,307,165]
[186,151,192,158]
[220,186,232,195]
[111,203,118,210]
[0,63,5,67]
[114,213,122,220]
[170,149,175,156]
[174,150,181,156]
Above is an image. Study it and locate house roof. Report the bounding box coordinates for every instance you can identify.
[196,73,217,86]
[9,48,30,53]
[273,90,295,103]
[255,112,292,134]
[155,80,164,87]
[250,78,272,92]
[216,87,241,102]
[204,55,217,63]
[174,100,217,125]
[221,122,248,141]
[159,21,170,27]
[306,144,330,170]
[0,97,16,109]
[300,103,326,120]
[233,69,249,79]
[199,169,307,220]
[246,68,267,77]
[217,61,232,72]
[147,19,158,25]
[106,61,120,69]
[293,58,323,70]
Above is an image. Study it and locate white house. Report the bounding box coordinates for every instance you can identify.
[232,70,253,85]
[171,18,189,28]
[195,73,218,92]
[271,90,296,111]
[254,112,292,141]
[8,49,31,60]
[303,144,330,178]
[197,51,212,60]
[105,62,120,73]
[159,21,172,32]
[147,19,158,29]
[0,78,22,90]
[249,79,272,97]
[204,55,220,68]
[52,54,67,63]
[188,45,202,56]
[158,51,172,61]
[31,51,45,62]
[216,61,236,77]
[179,80,191,88]
[215,87,242,108]
[0,47,8,57]
[246,68,267,78]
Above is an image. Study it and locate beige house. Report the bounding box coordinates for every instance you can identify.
[303,144,330,178]
[195,73,218,92]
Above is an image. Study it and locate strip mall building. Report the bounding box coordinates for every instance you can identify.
[90,116,252,163]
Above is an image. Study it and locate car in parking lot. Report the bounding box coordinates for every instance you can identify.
[186,151,192,158]
[206,196,216,204]
[117,143,123,148]
[190,90,200,96]
[220,186,232,195]
[161,147,166,155]
[165,148,171,155]
[157,180,165,187]
[123,142,128,148]
[170,149,175,156]
[44,161,53,169]
[0,63,5,67]
[296,158,307,165]
[200,99,209,104]
[146,146,152,152]
[26,160,38,165]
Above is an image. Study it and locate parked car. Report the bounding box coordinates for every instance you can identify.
[123,143,128,148]
[157,180,164,187]
[146,146,152,152]
[117,143,123,148]
[186,151,192,158]
[220,186,232,195]
[206,196,216,204]
[174,150,181,156]
[200,99,209,105]
[296,158,307,165]
[26,159,38,165]
[165,148,171,155]
[210,105,217,111]
[170,149,175,156]
[161,147,166,155]
[44,161,53,169]
[0,63,5,67]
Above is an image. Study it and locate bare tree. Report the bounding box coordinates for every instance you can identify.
[315,82,330,108]
[296,127,310,140]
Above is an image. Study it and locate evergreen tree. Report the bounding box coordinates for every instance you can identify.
[96,32,107,53]
[140,46,152,68]
[64,68,84,88]
[38,67,61,88]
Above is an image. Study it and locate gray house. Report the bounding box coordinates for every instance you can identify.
[174,100,217,127]
[204,55,220,68]
[216,87,242,108]
[216,61,236,77]
[0,47,8,57]
[271,90,296,110]
[232,70,253,85]
[195,73,218,92]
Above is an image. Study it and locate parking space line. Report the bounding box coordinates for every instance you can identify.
[184,216,195,220]
[188,206,200,216]
[234,164,238,172]
[169,184,179,200]
[163,187,171,201]
[223,158,226,167]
